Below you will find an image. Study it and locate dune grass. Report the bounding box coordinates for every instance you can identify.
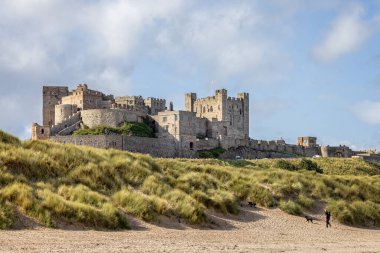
[0,130,379,229]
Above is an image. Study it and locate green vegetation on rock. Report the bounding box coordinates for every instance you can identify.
[0,130,379,229]
[197,148,226,158]
[73,122,154,137]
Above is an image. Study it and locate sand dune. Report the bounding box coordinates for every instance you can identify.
[0,208,379,253]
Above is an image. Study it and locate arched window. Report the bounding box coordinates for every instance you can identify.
[210,106,213,112]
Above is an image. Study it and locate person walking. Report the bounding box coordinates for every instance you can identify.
[325,209,331,228]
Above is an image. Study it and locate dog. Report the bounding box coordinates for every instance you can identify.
[305,215,314,223]
[248,201,256,208]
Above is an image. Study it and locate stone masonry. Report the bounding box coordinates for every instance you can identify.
[32,83,354,158]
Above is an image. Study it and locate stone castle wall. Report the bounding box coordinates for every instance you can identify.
[51,112,81,135]
[196,138,220,150]
[51,135,123,149]
[55,104,78,124]
[51,135,178,158]
[81,109,145,128]
[123,136,177,157]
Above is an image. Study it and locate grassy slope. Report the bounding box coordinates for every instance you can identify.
[0,130,379,229]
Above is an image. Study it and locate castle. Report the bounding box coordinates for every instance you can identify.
[32,84,356,159]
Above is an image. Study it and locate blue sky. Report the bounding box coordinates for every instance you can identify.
[0,0,380,150]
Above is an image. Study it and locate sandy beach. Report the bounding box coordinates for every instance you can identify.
[0,207,379,253]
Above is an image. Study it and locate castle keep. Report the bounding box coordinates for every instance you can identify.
[32,84,354,158]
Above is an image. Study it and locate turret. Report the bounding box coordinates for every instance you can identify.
[185,92,197,112]
[237,92,249,138]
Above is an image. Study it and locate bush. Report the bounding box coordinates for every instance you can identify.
[298,159,323,173]
[279,200,302,215]
[274,159,297,171]
[197,148,225,158]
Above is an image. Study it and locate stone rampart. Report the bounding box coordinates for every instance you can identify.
[81,109,144,128]
[51,112,81,135]
[123,136,177,157]
[51,135,123,149]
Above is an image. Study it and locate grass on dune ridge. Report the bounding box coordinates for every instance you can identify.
[0,130,379,229]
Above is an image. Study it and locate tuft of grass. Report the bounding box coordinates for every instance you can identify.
[248,184,276,208]
[0,183,52,226]
[163,189,206,224]
[57,185,108,208]
[39,189,128,229]
[0,130,21,145]
[112,188,156,221]
[279,200,302,216]
[0,201,14,229]
[327,200,380,226]
[297,194,315,209]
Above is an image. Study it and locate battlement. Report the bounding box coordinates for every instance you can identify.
[116,95,143,100]
[145,97,166,102]
[196,96,217,102]
[215,89,227,96]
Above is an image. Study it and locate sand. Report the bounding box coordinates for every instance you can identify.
[0,207,379,253]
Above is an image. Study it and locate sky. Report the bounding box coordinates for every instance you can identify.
[0,0,380,150]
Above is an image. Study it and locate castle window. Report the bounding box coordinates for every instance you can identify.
[41,129,44,134]
[163,116,167,122]
[210,106,213,112]
[203,107,206,113]
[189,142,194,150]
[240,109,242,115]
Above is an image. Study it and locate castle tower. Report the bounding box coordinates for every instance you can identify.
[237,92,249,138]
[185,93,197,112]
[43,86,69,126]
[215,89,227,120]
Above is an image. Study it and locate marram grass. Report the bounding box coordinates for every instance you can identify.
[0,129,379,229]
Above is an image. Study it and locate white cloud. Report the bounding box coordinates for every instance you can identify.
[0,0,310,138]
[153,2,292,84]
[351,101,380,124]
[312,4,371,62]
